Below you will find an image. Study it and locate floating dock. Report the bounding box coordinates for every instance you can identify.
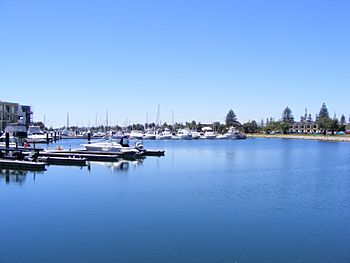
[39,151,120,162]
[143,150,165,156]
[38,156,87,166]
[52,149,164,158]
[0,159,46,171]
[48,150,144,160]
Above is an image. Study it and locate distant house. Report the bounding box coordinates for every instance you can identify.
[345,123,350,134]
[289,121,320,134]
[0,100,32,131]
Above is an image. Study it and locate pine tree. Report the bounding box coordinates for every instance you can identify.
[281,107,294,134]
[225,109,239,127]
[318,103,332,135]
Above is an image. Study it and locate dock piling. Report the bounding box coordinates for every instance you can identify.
[5,132,9,153]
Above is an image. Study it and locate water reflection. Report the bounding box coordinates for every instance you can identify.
[0,169,44,185]
[88,159,144,173]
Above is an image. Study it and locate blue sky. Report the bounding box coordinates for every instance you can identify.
[0,0,349,127]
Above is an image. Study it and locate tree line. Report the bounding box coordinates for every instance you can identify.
[240,103,348,135]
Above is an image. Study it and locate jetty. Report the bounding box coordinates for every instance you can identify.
[39,151,121,162]
[0,159,46,171]
[38,156,87,166]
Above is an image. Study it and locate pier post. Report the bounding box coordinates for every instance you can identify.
[46,133,49,144]
[88,132,91,144]
[5,132,9,153]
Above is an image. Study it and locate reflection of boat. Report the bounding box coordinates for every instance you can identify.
[89,159,144,172]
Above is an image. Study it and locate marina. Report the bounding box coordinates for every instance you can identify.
[1,138,349,263]
[1,0,349,261]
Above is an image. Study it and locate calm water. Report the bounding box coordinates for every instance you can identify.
[1,138,350,263]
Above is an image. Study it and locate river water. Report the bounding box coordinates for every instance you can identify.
[1,138,349,263]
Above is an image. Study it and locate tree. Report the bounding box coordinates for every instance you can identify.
[31,121,45,130]
[330,118,339,135]
[225,109,239,127]
[260,119,264,127]
[282,107,294,124]
[281,107,294,134]
[307,114,313,122]
[242,120,260,133]
[318,103,332,135]
[339,114,346,131]
[319,103,329,119]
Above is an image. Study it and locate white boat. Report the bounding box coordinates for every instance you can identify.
[0,134,17,148]
[27,126,52,143]
[216,127,238,139]
[190,130,201,139]
[176,129,192,140]
[156,129,172,140]
[83,141,139,154]
[143,129,156,140]
[60,129,76,139]
[129,130,144,140]
[110,131,125,140]
[200,127,216,139]
[92,132,106,139]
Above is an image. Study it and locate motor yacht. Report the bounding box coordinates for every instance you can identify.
[129,130,144,140]
[200,127,216,139]
[156,129,172,140]
[27,126,52,143]
[176,129,192,140]
[143,129,156,140]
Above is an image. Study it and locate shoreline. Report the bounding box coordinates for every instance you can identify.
[246,133,350,142]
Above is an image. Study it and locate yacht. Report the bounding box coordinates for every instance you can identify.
[143,129,156,140]
[176,129,192,140]
[190,130,201,140]
[0,134,17,148]
[156,129,172,140]
[129,130,144,140]
[200,127,216,139]
[82,138,142,154]
[60,129,75,139]
[27,126,52,143]
[216,127,238,139]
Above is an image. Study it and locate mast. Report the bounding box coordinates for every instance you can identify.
[172,109,174,126]
[67,112,69,128]
[156,104,160,128]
